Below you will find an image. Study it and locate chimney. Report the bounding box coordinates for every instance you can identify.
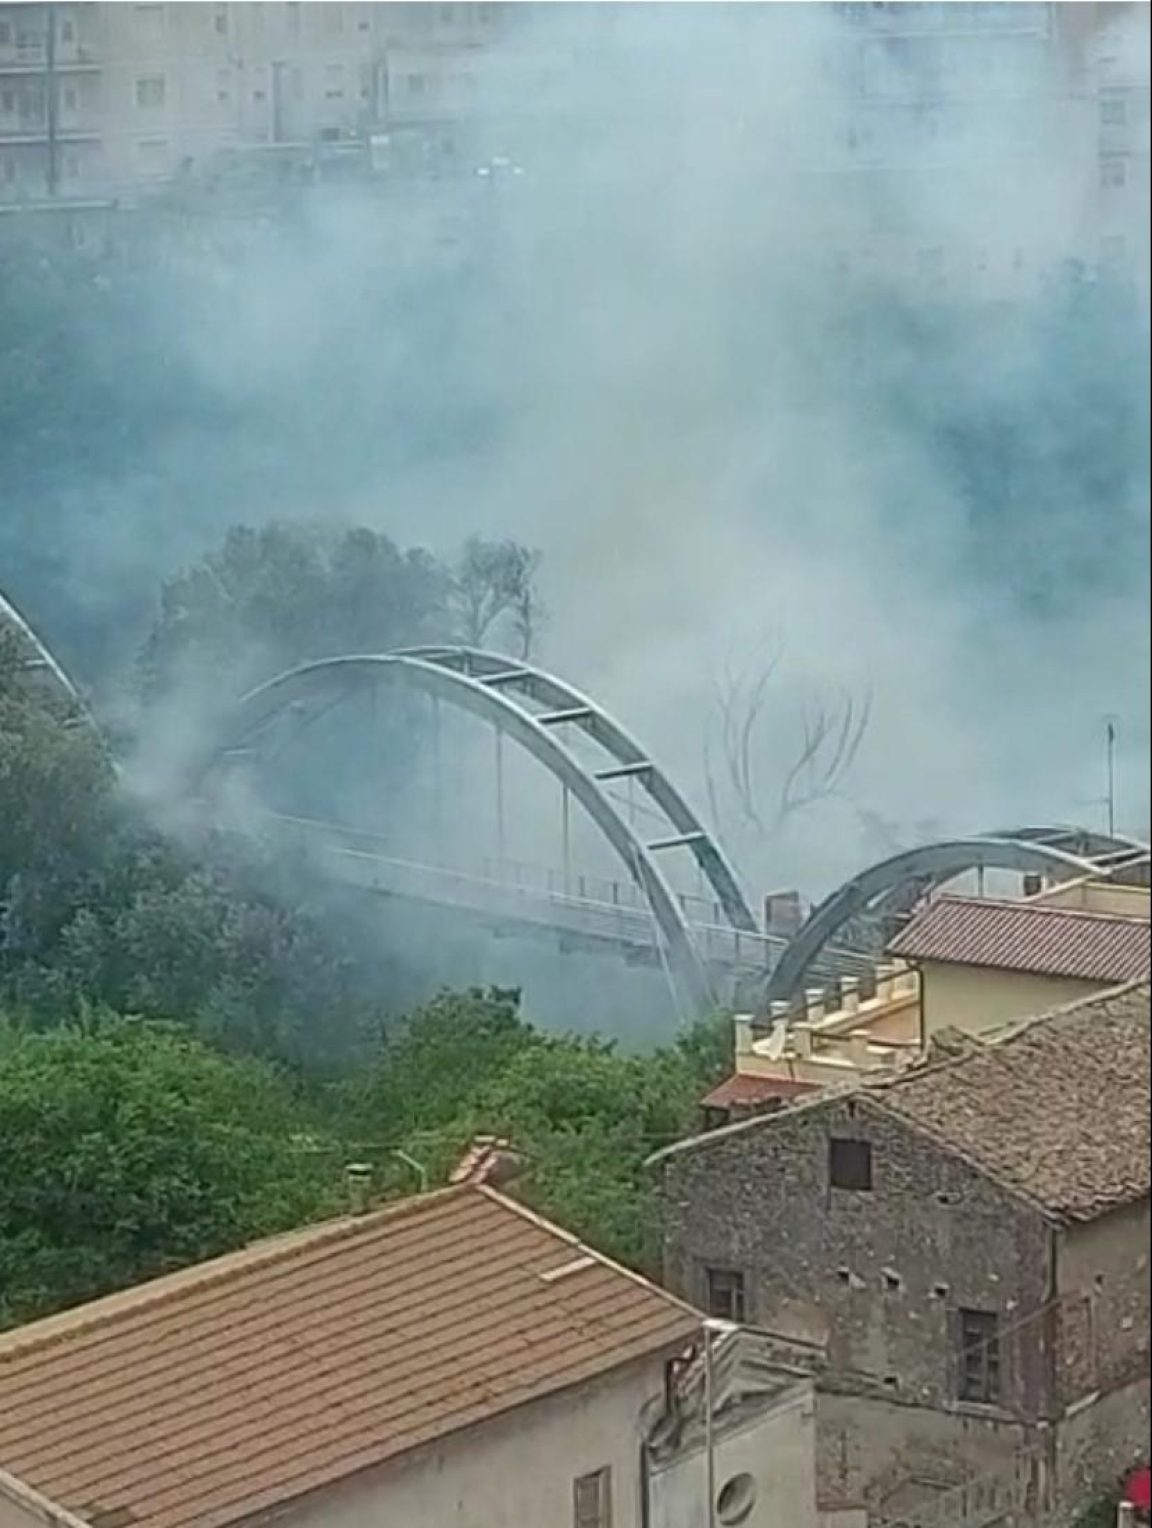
[792,1024,814,1059]
[839,976,861,1016]
[1022,873,1043,898]
[805,987,825,1023]
[733,1015,753,1057]
[769,1000,792,1023]
[345,1162,373,1216]
[764,890,803,935]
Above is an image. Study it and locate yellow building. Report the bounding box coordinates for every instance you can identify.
[704,875,1150,1128]
[888,886,1150,1040]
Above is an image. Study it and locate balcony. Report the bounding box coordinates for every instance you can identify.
[0,121,101,144]
[0,44,102,76]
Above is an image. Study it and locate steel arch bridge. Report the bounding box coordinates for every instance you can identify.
[760,826,1150,1011]
[4,582,1147,1023]
[194,646,764,1019]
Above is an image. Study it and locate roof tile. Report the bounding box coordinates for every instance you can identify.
[871,983,1150,1221]
[887,894,1150,983]
[0,1186,700,1528]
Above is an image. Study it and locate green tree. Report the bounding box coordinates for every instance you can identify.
[336,986,539,1148]
[0,1014,335,1327]
[340,988,726,1269]
[0,628,115,880]
[137,522,455,702]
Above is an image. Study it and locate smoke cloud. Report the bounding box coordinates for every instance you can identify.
[4,1,1149,920]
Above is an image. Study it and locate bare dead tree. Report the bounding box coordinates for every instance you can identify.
[703,637,873,862]
[769,686,872,839]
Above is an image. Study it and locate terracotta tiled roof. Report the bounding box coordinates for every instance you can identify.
[0,1185,700,1528]
[887,894,1150,983]
[654,986,1150,1226]
[701,1072,819,1110]
[872,983,1151,1222]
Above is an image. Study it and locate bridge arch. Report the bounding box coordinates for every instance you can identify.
[762,829,1150,1009]
[0,588,86,714]
[198,647,758,1019]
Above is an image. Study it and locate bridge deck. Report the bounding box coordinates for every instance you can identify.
[255,814,874,989]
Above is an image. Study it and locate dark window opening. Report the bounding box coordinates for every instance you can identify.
[574,1466,612,1528]
[958,1307,1000,1403]
[829,1137,873,1191]
[705,1266,746,1323]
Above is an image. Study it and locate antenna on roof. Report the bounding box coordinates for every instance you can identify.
[1105,718,1118,838]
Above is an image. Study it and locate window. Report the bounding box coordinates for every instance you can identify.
[0,22,10,45]
[574,1467,612,1528]
[704,1267,746,1323]
[135,75,166,109]
[61,19,75,43]
[1101,156,1127,189]
[1,90,14,113]
[1100,95,1127,127]
[63,86,77,111]
[958,1308,1001,1403]
[716,1473,757,1525]
[829,1137,873,1191]
[325,64,345,100]
[216,68,230,104]
[213,5,228,35]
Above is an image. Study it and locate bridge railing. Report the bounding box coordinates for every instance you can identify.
[262,813,731,927]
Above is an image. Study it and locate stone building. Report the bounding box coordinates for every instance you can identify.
[653,982,1151,1525]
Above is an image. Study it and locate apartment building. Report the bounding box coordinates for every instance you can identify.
[0,2,508,203]
[820,1,1150,291]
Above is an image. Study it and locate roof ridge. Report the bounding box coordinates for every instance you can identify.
[933,893,1149,924]
[0,1184,471,1363]
[477,1185,702,1320]
[648,982,1150,1167]
[871,979,1149,1092]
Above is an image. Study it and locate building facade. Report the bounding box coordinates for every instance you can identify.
[655,984,1151,1525]
[0,1,509,203]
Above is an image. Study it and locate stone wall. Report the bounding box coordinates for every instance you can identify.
[658,1096,1056,1510]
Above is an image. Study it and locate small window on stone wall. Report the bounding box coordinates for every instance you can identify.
[958,1307,1001,1403]
[829,1136,873,1191]
[704,1266,746,1323]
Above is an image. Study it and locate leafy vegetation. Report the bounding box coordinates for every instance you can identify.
[0,615,728,1327]
[0,1013,336,1327]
